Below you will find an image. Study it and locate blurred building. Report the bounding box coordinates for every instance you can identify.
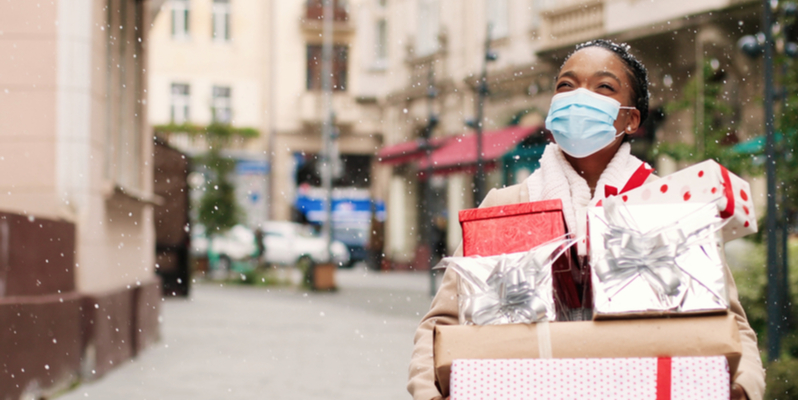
[374,0,766,269]
[148,0,271,225]
[148,0,389,265]
[0,0,164,398]
[148,0,385,226]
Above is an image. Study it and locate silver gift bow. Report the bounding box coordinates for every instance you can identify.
[443,236,577,325]
[468,255,551,325]
[595,198,728,304]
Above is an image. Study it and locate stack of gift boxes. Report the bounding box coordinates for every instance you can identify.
[433,160,758,400]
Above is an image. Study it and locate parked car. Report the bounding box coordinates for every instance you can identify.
[188,224,259,271]
[209,225,260,270]
[262,221,350,266]
[190,225,210,258]
[333,222,369,267]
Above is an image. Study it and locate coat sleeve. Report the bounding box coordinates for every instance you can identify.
[725,264,766,400]
[407,189,503,400]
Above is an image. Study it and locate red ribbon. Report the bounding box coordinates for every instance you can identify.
[604,162,655,198]
[656,357,672,400]
[719,165,735,219]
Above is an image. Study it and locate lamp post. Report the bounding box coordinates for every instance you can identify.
[761,0,780,362]
[736,0,797,362]
[472,23,498,207]
[321,0,336,261]
[423,65,439,297]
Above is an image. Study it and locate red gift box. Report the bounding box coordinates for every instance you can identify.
[459,199,568,257]
[458,199,582,311]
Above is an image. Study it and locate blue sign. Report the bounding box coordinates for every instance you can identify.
[295,196,385,224]
[236,160,270,175]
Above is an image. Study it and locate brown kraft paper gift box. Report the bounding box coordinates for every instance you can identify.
[433,313,742,397]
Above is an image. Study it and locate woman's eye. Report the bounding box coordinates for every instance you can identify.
[557,82,571,89]
[599,83,614,91]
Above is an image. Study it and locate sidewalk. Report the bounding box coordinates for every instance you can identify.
[57,267,436,400]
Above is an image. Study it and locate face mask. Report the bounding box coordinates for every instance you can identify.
[545,88,636,158]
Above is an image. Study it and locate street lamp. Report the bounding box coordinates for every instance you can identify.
[736,0,797,362]
[423,65,440,297]
[471,23,498,207]
[320,0,338,264]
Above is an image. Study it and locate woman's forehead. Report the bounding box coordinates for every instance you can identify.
[560,47,627,76]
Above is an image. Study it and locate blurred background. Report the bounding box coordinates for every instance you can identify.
[0,0,796,399]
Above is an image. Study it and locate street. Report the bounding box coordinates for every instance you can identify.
[57,267,436,400]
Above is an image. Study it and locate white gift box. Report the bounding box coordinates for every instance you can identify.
[450,356,730,400]
[597,159,758,242]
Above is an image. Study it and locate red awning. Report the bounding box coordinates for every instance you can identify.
[417,126,538,175]
[377,136,450,165]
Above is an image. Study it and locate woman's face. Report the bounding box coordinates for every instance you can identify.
[555,46,641,141]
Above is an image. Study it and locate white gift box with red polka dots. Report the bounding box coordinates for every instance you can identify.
[449,356,730,400]
[597,159,757,242]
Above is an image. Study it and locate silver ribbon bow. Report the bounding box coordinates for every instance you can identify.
[467,255,551,325]
[595,197,727,304]
[442,236,577,325]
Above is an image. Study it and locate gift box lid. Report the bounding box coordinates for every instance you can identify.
[459,199,569,258]
[459,199,563,223]
[595,159,757,242]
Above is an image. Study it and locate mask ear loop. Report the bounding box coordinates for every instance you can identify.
[617,106,637,137]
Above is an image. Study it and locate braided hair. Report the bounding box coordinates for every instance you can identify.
[564,39,650,126]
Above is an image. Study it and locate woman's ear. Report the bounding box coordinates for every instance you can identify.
[626,109,641,133]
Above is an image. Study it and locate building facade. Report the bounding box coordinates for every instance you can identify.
[148,0,271,225]
[374,0,767,269]
[267,0,386,225]
[148,1,387,247]
[0,0,164,398]
[148,0,390,265]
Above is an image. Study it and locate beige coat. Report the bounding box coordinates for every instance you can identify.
[408,182,766,400]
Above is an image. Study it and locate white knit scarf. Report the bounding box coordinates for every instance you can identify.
[524,143,646,252]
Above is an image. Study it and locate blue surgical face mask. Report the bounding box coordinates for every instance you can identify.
[545,88,636,158]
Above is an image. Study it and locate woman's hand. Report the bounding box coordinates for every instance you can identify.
[731,383,748,400]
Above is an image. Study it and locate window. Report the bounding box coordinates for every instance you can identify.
[171,83,190,124]
[415,0,439,56]
[171,0,190,39]
[486,0,509,39]
[306,45,349,91]
[212,0,231,41]
[306,0,349,21]
[212,86,232,124]
[375,18,388,63]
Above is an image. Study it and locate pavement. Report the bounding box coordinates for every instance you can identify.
[57,266,440,400]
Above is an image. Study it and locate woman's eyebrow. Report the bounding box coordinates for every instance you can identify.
[594,71,622,86]
[556,70,578,81]
[556,70,621,86]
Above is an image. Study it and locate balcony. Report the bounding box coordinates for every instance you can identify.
[538,0,605,51]
[299,92,359,127]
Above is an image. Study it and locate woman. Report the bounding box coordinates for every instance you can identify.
[407,40,765,400]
